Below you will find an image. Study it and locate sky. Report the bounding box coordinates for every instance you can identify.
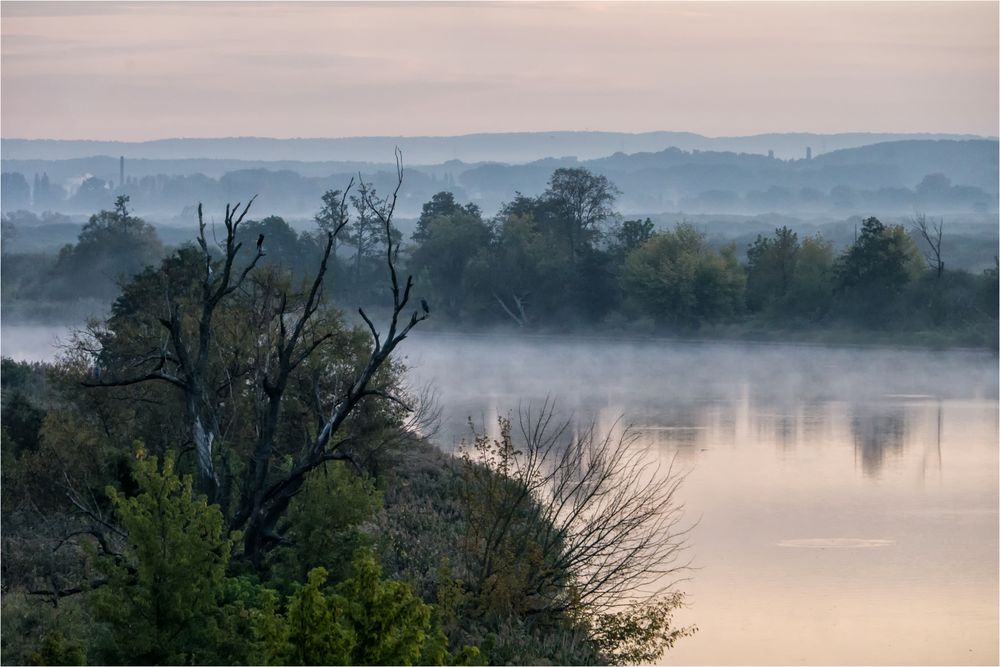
[1,1,998,141]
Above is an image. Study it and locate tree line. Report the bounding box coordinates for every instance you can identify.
[405,169,997,345]
[4,168,997,347]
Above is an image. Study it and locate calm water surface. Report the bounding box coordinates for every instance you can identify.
[398,333,999,666]
[5,326,998,664]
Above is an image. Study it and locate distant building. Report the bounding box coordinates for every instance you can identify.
[806,146,812,160]
[120,156,125,189]
[768,149,774,159]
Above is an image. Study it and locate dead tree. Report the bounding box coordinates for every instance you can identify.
[237,152,428,564]
[84,150,428,566]
[493,291,530,328]
[910,213,944,279]
[85,198,265,502]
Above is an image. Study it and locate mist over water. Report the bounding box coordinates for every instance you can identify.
[399,332,999,665]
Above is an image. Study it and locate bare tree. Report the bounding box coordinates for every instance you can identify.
[910,212,944,279]
[85,197,266,502]
[460,399,691,619]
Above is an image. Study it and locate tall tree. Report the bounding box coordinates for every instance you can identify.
[80,152,429,566]
[412,191,481,244]
[48,195,163,300]
[543,168,620,265]
[833,216,922,324]
[745,226,800,313]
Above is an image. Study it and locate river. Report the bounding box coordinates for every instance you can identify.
[400,332,998,666]
[3,325,998,664]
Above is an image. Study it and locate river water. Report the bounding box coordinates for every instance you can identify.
[398,332,998,666]
[4,326,998,664]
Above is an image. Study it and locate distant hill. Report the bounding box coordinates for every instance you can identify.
[3,138,996,220]
[2,131,992,164]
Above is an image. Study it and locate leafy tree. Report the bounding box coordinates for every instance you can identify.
[413,191,482,244]
[90,452,236,664]
[336,551,442,665]
[784,235,834,320]
[590,593,696,665]
[0,593,90,666]
[915,173,952,201]
[286,567,354,665]
[542,168,620,265]
[745,226,799,313]
[1,392,45,460]
[286,553,455,666]
[611,218,656,257]
[409,203,492,319]
[834,216,922,324]
[237,214,317,278]
[268,460,383,587]
[33,172,67,210]
[622,224,744,327]
[49,195,163,300]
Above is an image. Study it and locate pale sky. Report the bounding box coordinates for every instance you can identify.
[1,1,997,140]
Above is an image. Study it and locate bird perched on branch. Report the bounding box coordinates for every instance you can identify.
[257,234,265,252]
[421,299,430,315]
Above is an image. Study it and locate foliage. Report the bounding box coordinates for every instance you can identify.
[268,460,383,587]
[459,404,692,663]
[1,593,90,666]
[285,552,459,666]
[408,203,492,320]
[590,593,697,665]
[236,214,321,280]
[745,226,834,320]
[285,567,355,665]
[610,218,656,258]
[543,167,620,265]
[89,451,237,664]
[48,196,163,300]
[413,191,483,244]
[622,223,745,327]
[833,216,923,324]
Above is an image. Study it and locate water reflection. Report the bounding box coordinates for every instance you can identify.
[431,390,958,481]
[851,403,908,476]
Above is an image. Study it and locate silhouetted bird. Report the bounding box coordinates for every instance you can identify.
[420,299,430,315]
[257,234,265,251]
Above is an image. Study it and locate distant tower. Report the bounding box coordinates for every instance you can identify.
[805,146,812,160]
[119,156,125,190]
[767,149,774,159]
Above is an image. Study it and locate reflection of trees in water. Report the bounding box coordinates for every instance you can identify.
[850,404,908,476]
[750,397,799,450]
